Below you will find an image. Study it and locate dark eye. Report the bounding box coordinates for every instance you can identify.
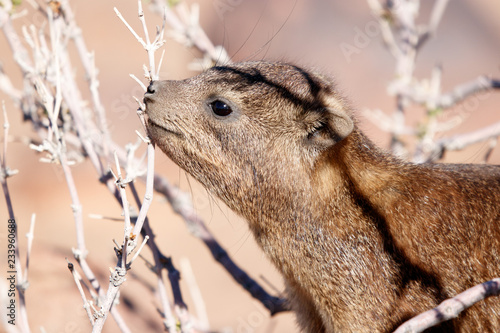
[210,100,233,117]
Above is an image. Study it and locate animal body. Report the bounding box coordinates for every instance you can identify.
[144,61,500,332]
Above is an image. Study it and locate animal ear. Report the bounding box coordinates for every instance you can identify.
[305,94,354,148]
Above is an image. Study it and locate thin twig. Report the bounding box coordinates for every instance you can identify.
[1,99,30,333]
[1,101,11,174]
[128,235,149,266]
[92,131,155,333]
[149,0,230,66]
[59,0,112,157]
[92,158,134,331]
[130,74,147,91]
[128,182,178,333]
[435,120,500,155]
[114,7,147,47]
[112,151,132,243]
[67,259,95,325]
[23,214,36,285]
[92,227,150,333]
[435,77,500,109]
[114,2,166,81]
[394,278,500,333]
[132,142,155,236]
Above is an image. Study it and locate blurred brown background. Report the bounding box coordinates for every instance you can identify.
[1,0,499,332]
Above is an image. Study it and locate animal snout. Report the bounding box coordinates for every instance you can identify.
[144,81,160,105]
[147,81,157,94]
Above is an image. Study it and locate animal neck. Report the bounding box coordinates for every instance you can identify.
[205,128,434,287]
[332,129,407,212]
[243,129,405,277]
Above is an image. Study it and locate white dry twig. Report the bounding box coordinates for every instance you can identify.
[149,0,231,67]
[1,3,134,331]
[0,101,30,333]
[21,214,36,289]
[394,278,500,333]
[436,120,500,153]
[91,146,152,332]
[114,1,166,81]
[67,259,95,325]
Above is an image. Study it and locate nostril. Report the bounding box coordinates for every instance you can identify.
[147,81,156,94]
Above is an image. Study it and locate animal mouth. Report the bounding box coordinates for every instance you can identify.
[148,119,184,138]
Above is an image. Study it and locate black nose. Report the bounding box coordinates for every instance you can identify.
[147,81,156,94]
[144,81,157,106]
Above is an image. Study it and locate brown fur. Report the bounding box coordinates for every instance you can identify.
[144,61,500,332]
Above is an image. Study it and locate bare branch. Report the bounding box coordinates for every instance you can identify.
[59,0,111,155]
[114,1,166,81]
[394,278,500,333]
[67,259,95,325]
[128,182,178,333]
[22,214,36,285]
[0,7,32,70]
[128,235,149,267]
[130,74,147,92]
[131,142,154,236]
[112,151,132,243]
[436,120,500,154]
[1,101,31,333]
[114,7,147,48]
[396,76,500,115]
[0,70,22,105]
[435,76,500,109]
[149,0,230,66]
[1,101,10,175]
[92,143,154,332]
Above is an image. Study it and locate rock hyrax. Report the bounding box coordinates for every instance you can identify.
[144,61,500,332]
